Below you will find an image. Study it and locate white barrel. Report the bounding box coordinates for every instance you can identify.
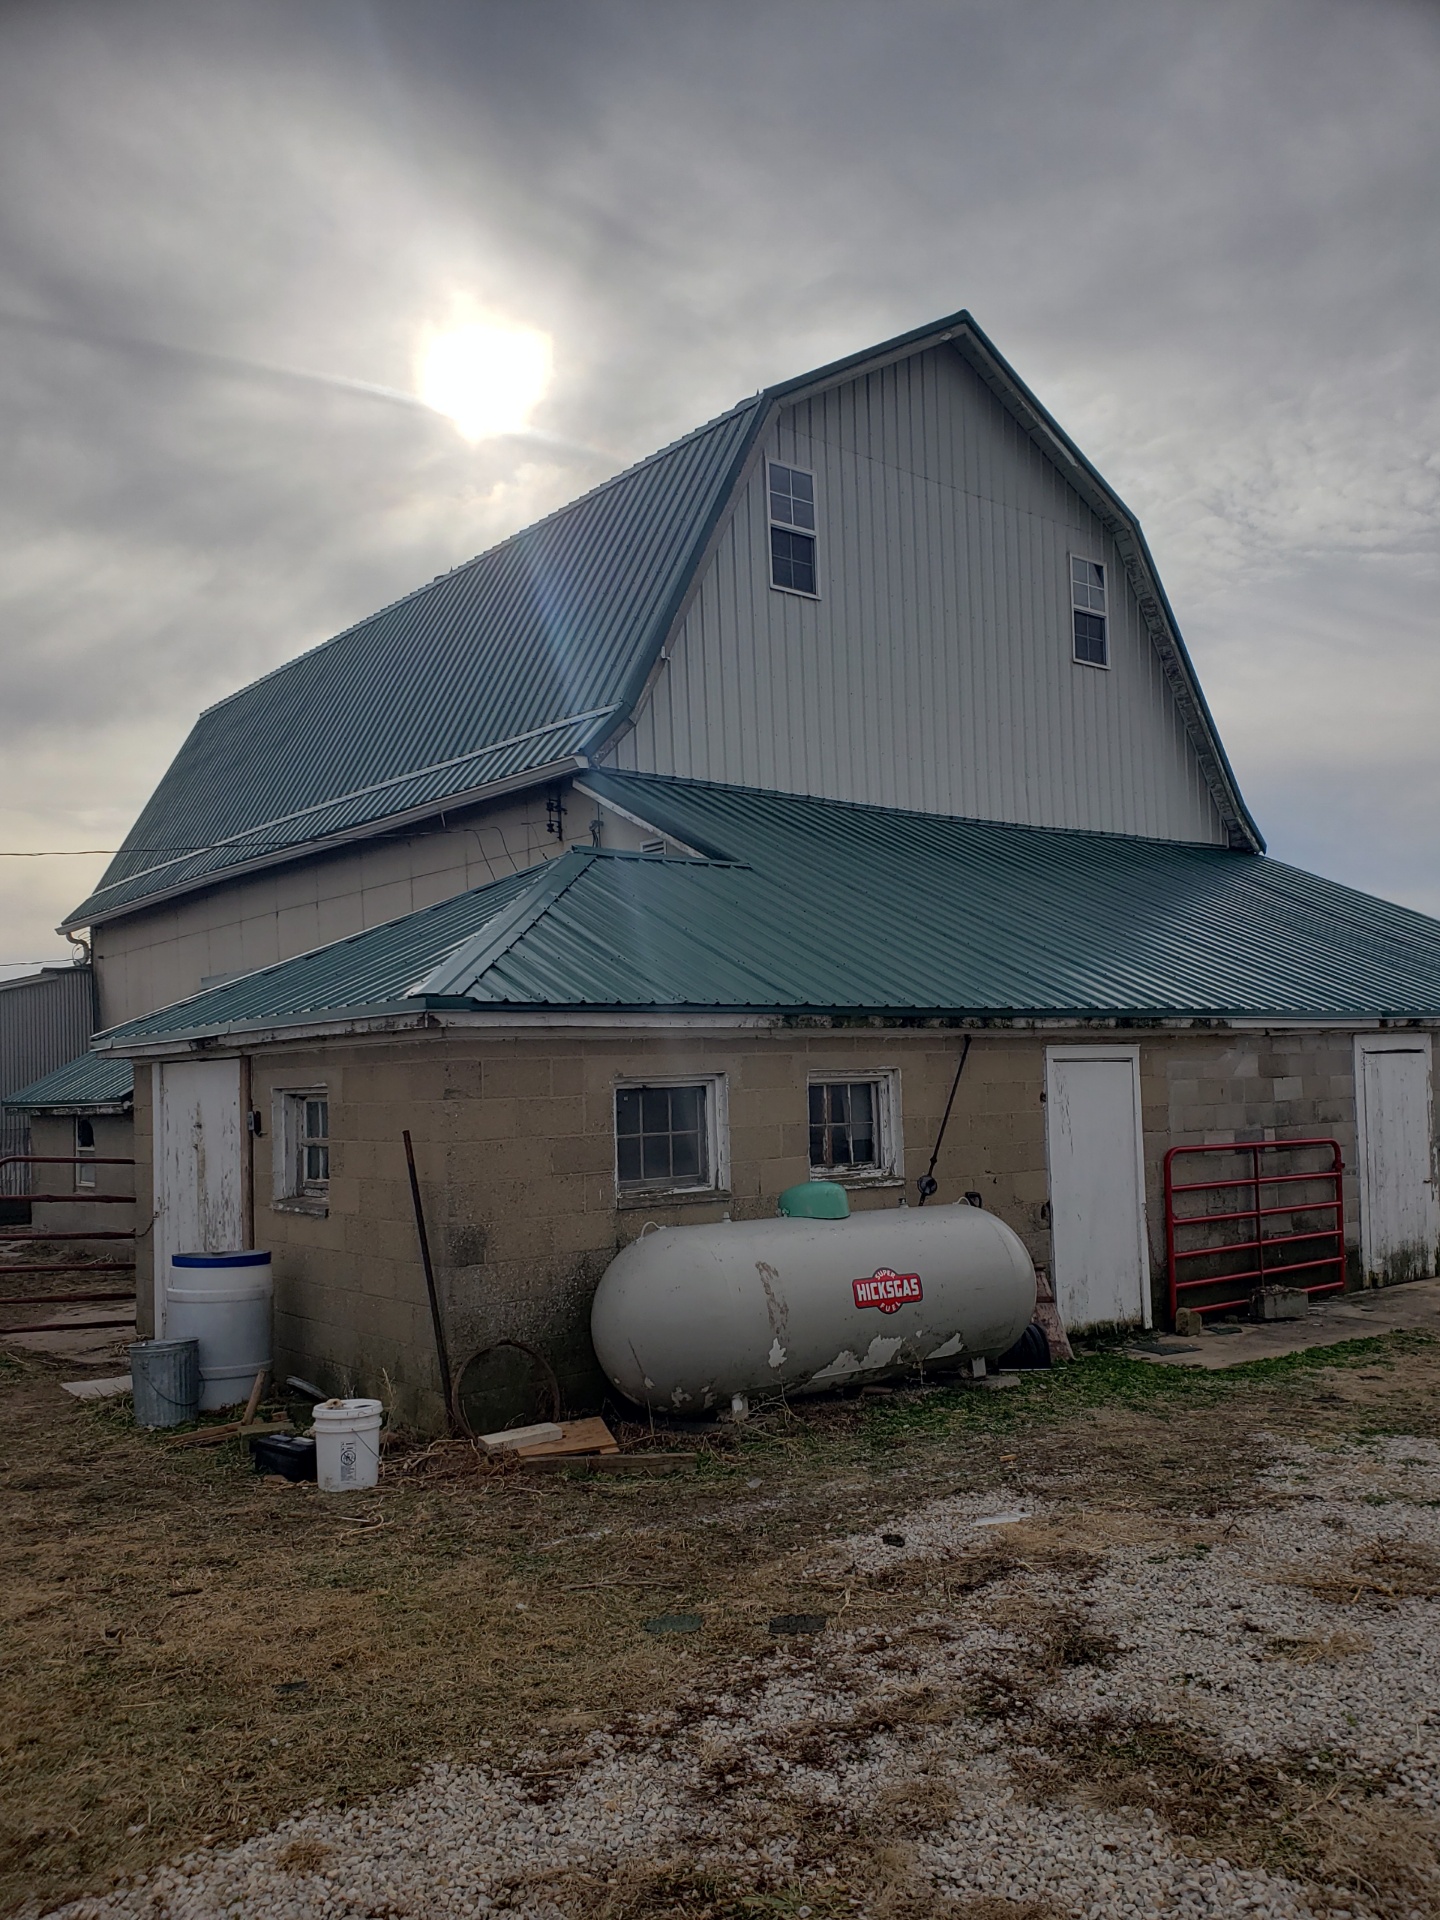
[591,1202,1036,1413]
[166,1250,272,1411]
[312,1398,383,1492]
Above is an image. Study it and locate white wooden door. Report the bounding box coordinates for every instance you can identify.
[1354,1036,1438,1284]
[152,1059,245,1330]
[1045,1046,1151,1330]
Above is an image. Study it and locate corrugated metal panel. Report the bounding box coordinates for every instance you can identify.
[64,400,763,928]
[5,1051,134,1112]
[0,967,97,1194]
[0,968,96,1097]
[611,347,1227,845]
[96,776,1440,1044]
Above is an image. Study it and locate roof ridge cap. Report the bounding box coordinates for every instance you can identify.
[590,770,1253,856]
[408,849,596,999]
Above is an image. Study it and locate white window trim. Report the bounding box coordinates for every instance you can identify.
[271,1085,330,1214]
[807,1067,904,1186]
[767,458,821,601]
[1069,551,1110,671]
[613,1072,730,1205]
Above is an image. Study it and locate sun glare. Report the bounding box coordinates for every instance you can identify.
[418,320,553,441]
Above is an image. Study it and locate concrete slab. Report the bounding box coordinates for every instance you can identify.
[1128,1277,1440,1369]
[60,1375,132,1400]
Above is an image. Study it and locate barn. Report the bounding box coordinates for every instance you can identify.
[61,310,1440,1426]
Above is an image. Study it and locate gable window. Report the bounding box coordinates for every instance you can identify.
[808,1072,902,1183]
[615,1076,728,1198]
[74,1116,96,1189]
[768,461,818,596]
[1071,556,1108,667]
[273,1087,330,1209]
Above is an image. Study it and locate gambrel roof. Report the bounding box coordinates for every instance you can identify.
[64,312,1261,932]
[94,774,1440,1055]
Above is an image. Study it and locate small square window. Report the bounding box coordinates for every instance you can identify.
[615,1078,726,1196]
[1070,556,1108,667]
[769,462,815,531]
[768,461,819,595]
[770,526,817,595]
[808,1073,902,1182]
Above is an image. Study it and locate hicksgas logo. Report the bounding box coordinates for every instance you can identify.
[852,1267,923,1314]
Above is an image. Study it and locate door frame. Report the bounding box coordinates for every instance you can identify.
[1044,1043,1153,1330]
[151,1056,246,1334]
[1353,1032,1437,1282]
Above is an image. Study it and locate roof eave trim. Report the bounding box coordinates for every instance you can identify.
[3,1099,132,1116]
[583,397,774,765]
[93,1000,1439,1056]
[943,316,1264,854]
[60,755,589,931]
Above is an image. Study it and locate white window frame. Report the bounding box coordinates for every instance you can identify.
[74,1116,97,1189]
[1069,552,1109,669]
[767,459,820,600]
[613,1073,729,1204]
[271,1086,330,1212]
[807,1068,903,1186]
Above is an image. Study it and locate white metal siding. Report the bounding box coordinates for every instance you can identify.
[609,346,1227,843]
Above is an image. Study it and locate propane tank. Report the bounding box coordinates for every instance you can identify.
[591,1186,1036,1412]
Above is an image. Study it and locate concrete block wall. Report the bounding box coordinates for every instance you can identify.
[236,1029,1052,1428]
[125,1022,1381,1428]
[26,1111,136,1237]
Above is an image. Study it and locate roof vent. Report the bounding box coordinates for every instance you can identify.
[640,838,666,857]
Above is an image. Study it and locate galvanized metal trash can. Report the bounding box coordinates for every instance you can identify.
[129,1338,200,1428]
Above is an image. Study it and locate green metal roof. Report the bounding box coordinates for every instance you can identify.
[62,398,766,929]
[94,776,1440,1049]
[65,309,1264,935]
[5,1050,134,1111]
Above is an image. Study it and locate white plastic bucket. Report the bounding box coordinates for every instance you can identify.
[166,1251,272,1411]
[312,1398,383,1492]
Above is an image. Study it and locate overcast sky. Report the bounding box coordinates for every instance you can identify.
[2,0,1437,971]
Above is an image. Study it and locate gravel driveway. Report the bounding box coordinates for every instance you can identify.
[40,1427,1440,1920]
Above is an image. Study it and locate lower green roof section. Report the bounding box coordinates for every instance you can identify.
[95,774,1440,1049]
[6,1051,135,1111]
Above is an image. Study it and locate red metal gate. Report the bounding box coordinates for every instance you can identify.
[1164,1138,1346,1321]
[0,1155,137,1336]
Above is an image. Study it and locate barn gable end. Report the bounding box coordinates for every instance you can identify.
[606,341,1231,845]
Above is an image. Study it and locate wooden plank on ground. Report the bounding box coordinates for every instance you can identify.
[166,1419,292,1449]
[477,1421,564,1454]
[520,1451,693,1476]
[514,1416,619,1459]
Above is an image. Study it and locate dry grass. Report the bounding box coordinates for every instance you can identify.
[1289,1537,1440,1606]
[1265,1629,1373,1663]
[1012,1712,1440,1919]
[4,1332,1440,1916]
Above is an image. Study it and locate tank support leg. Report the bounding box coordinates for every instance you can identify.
[731,1392,750,1423]
[970,1357,988,1379]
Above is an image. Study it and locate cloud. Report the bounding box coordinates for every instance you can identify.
[1,0,1437,969]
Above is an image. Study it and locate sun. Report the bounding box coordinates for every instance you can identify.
[418,320,553,441]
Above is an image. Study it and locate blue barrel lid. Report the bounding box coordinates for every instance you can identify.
[171,1249,272,1267]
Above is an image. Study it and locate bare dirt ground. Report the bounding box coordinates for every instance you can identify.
[4,1328,1440,1919]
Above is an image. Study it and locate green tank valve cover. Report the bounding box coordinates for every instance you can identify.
[777,1180,850,1219]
